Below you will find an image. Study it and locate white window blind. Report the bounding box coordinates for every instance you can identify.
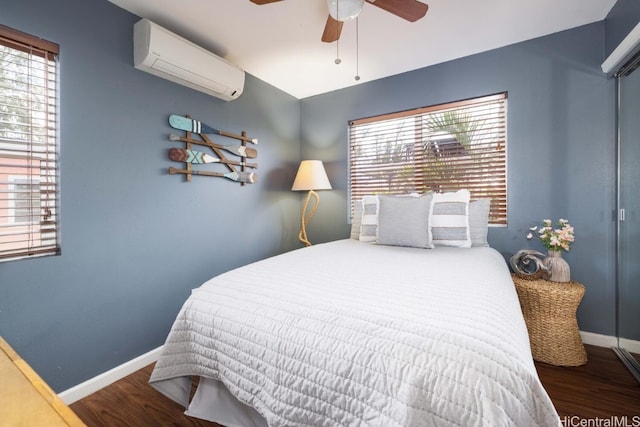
[0,24,59,261]
[349,93,508,225]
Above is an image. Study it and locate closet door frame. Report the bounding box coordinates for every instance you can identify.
[614,60,640,384]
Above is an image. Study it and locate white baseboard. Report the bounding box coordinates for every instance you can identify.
[619,337,640,354]
[580,331,618,348]
[580,330,640,353]
[58,346,163,405]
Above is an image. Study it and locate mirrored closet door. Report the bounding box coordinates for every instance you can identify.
[616,57,640,383]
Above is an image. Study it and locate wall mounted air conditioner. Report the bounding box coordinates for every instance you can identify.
[133,18,244,101]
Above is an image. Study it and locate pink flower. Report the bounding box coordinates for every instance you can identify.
[526,218,575,252]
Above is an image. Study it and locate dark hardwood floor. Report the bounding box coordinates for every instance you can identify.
[70,345,640,426]
[70,364,221,427]
[535,346,640,419]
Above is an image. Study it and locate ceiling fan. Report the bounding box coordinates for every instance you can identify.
[249,0,429,43]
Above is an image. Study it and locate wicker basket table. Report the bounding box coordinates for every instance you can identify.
[512,274,587,366]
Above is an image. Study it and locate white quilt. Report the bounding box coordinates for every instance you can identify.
[150,239,560,426]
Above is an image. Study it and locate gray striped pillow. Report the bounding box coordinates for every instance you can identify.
[431,190,471,248]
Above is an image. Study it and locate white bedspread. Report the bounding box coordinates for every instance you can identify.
[150,239,560,426]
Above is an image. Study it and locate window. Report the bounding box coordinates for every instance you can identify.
[0,24,59,261]
[9,176,41,224]
[349,93,507,225]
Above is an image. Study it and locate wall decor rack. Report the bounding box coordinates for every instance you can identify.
[167,114,258,185]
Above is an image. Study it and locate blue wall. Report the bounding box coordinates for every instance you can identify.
[0,0,301,392]
[300,22,617,338]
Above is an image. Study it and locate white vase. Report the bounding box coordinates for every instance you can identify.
[543,249,571,282]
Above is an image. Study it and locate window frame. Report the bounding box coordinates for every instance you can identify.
[0,24,60,262]
[348,92,508,226]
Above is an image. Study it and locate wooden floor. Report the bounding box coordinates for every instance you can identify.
[69,345,640,426]
[70,364,221,427]
[535,346,640,418]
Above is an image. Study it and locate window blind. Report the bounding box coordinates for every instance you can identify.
[0,24,60,261]
[349,93,508,225]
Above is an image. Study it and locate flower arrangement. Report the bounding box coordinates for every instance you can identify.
[527,218,575,252]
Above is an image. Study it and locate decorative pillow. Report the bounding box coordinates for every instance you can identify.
[431,189,471,248]
[469,199,490,247]
[358,195,379,242]
[377,194,434,249]
[350,200,363,240]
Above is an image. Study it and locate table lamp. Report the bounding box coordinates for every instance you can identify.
[292,160,332,246]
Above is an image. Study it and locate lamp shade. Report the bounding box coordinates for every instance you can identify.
[292,160,332,191]
[327,0,365,22]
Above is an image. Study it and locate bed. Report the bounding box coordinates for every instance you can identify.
[149,236,561,426]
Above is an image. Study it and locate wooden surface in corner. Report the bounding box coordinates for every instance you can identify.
[0,336,86,426]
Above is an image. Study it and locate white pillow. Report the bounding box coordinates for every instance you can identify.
[431,189,471,248]
[358,195,379,243]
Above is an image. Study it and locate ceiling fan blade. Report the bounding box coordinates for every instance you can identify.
[321,15,344,43]
[249,0,283,4]
[367,0,428,22]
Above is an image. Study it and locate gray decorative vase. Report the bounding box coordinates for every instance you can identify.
[542,250,571,282]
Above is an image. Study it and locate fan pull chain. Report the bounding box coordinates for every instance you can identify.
[355,17,360,80]
[335,0,341,64]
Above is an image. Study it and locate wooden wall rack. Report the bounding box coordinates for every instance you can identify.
[167,114,258,186]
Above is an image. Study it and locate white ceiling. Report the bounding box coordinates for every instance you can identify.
[107,0,617,99]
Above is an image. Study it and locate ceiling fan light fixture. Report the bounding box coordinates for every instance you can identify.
[327,0,365,22]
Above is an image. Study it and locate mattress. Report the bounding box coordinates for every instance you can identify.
[149,239,560,426]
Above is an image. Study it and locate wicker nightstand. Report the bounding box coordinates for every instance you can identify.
[512,274,587,366]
